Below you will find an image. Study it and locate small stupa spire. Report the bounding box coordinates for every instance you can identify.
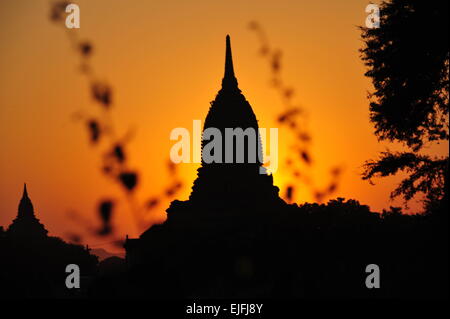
[221,35,239,90]
[18,183,34,218]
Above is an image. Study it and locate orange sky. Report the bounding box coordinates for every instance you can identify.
[0,0,447,252]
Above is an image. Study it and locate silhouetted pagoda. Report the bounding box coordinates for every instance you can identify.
[163,35,284,226]
[187,35,282,208]
[7,183,48,238]
[125,36,287,268]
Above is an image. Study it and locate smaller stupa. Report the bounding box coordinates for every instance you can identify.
[7,184,48,238]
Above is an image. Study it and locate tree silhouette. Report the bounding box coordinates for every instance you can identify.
[360,0,449,210]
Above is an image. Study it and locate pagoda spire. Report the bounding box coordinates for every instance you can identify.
[23,183,28,198]
[221,35,239,90]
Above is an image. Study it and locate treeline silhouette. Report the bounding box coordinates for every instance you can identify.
[1,196,447,298]
[90,198,448,299]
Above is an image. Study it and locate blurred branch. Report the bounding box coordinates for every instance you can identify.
[249,21,343,204]
[49,1,183,244]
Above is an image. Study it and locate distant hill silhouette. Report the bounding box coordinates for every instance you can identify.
[91,248,125,261]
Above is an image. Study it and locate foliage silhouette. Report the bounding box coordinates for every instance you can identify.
[360,0,449,210]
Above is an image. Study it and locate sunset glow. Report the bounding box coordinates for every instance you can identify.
[1,0,447,253]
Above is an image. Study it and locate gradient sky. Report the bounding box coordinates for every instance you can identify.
[1,0,447,252]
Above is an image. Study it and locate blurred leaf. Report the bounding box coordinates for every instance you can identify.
[271,50,282,73]
[146,198,159,210]
[87,119,101,144]
[314,191,325,203]
[167,160,176,175]
[91,82,112,107]
[79,41,93,57]
[248,21,259,30]
[328,183,337,194]
[278,108,300,123]
[330,166,342,177]
[300,150,311,165]
[284,88,294,99]
[119,171,138,191]
[102,164,113,175]
[112,144,126,163]
[165,188,175,197]
[260,45,269,56]
[49,1,70,22]
[271,77,281,87]
[298,132,311,142]
[98,199,114,224]
[285,185,294,202]
[286,158,293,166]
[80,62,92,74]
[174,181,183,190]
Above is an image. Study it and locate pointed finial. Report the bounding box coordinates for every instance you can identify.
[23,183,28,198]
[225,35,235,78]
[222,35,239,90]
